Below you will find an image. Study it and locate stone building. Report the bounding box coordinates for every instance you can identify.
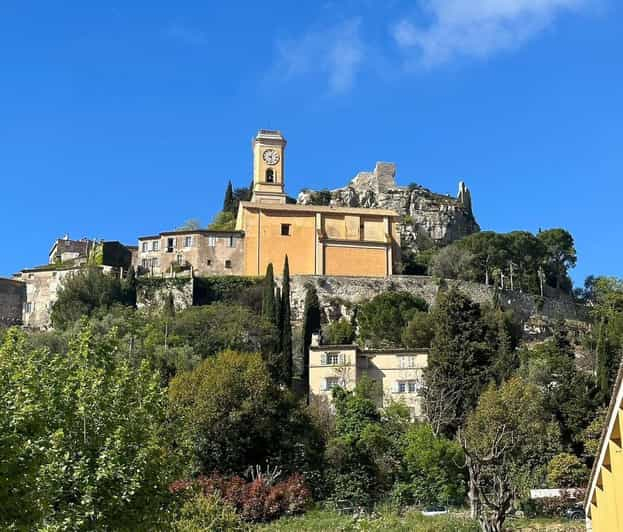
[137,229,244,276]
[308,335,428,420]
[236,130,402,277]
[0,278,26,327]
[14,239,133,329]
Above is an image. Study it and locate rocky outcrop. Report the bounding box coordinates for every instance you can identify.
[298,162,479,252]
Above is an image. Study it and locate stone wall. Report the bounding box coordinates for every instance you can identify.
[289,275,586,339]
[0,278,25,327]
[136,277,194,312]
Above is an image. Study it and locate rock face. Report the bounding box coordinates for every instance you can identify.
[297,162,480,252]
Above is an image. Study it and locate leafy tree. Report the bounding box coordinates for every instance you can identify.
[581,407,607,461]
[168,350,323,476]
[51,267,134,329]
[401,311,434,348]
[177,218,202,231]
[546,453,589,488]
[223,180,235,214]
[324,318,356,345]
[424,289,493,434]
[400,423,466,506]
[357,292,428,347]
[300,284,321,389]
[0,326,173,530]
[537,228,577,293]
[461,378,560,532]
[123,265,138,307]
[208,211,236,231]
[429,245,475,281]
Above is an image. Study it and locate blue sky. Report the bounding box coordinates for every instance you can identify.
[1,0,621,285]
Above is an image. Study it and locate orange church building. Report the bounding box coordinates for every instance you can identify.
[236,130,401,277]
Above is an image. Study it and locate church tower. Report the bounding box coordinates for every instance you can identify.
[251,130,287,204]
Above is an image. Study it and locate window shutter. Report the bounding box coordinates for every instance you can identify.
[392,381,400,394]
[320,353,327,365]
[321,378,327,392]
[339,353,346,365]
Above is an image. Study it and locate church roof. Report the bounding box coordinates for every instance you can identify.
[238,201,399,217]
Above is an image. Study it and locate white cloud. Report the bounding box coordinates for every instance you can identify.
[392,0,592,66]
[276,18,364,93]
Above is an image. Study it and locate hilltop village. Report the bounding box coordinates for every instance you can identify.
[1,130,620,532]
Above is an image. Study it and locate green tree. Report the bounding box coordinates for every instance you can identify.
[324,318,356,345]
[0,326,173,530]
[168,350,322,476]
[401,311,434,348]
[123,265,138,307]
[262,263,277,324]
[424,289,493,435]
[51,267,133,329]
[280,256,293,386]
[462,378,560,532]
[299,284,321,394]
[223,180,235,214]
[546,453,589,488]
[400,423,466,506]
[537,228,577,293]
[177,218,202,230]
[208,211,236,231]
[358,292,428,347]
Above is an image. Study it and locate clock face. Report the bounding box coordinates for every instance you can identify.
[263,149,280,165]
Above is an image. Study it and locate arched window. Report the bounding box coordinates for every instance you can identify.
[266,168,274,183]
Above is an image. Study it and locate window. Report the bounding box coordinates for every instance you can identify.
[176,253,183,264]
[324,377,340,391]
[399,356,416,369]
[266,168,274,183]
[150,258,160,269]
[142,242,148,252]
[228,236,235,248]
[152,241,160,251]
[207,259,212,266]
[225,260,232,269]
[394,380,420,394]
[141,258,149,268]
[326,352,340,365]
[184,236,193,248]
[167,238,175,252]
[207,236,216,247]
[281,224,291,236]
[25,302,33,313]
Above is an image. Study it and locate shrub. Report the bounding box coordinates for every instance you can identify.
[174,492,247,532]
[170,473,312,523]
[323,319,355,345]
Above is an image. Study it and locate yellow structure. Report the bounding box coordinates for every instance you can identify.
[236,130,401,277]
[585,362,623,531]
[308,334,428,420]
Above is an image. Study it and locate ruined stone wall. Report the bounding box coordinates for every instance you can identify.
[136,277,194,312]
[0,278,25,327]
[289,275,586,340]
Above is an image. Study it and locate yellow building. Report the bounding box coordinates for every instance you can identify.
[308,334,428,420]
[585,363,623,531]
[236,130,401,277]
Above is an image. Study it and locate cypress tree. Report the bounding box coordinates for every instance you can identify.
[262,263,276,323]
[280,255,293,386]
[123,266,137,307]
[223,180,235,214]
[300,283,321,392]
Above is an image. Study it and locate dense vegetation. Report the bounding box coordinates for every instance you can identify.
[3,233,623,530]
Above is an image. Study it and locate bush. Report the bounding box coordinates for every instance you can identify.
[170,473,312,523]
[174,492,247,532]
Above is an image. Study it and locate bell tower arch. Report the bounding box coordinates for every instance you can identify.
[251,129,287,204]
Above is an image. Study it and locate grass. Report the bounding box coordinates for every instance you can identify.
[257,508,585,532]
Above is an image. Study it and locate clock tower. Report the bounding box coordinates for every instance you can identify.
[251,129,287,204]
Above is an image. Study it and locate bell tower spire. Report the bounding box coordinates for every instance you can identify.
[251,129,287,204]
